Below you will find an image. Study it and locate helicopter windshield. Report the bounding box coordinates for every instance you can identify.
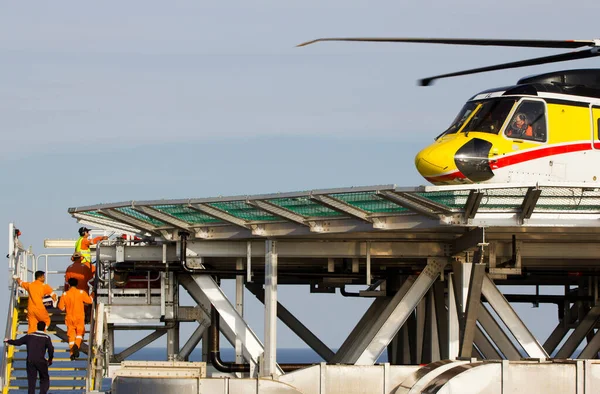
[438,102,477,138]
[462,98,518,134]
[438,98,518,139]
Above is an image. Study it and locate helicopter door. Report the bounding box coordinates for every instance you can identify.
[594,105,600,149]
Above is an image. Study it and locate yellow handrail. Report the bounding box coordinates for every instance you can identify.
[2,304,20,394]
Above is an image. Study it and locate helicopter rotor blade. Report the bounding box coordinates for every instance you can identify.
[419,48,600,86]
[297,37,597,49]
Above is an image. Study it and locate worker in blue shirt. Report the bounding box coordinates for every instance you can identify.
[4,321,54,394]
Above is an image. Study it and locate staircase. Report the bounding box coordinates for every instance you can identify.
[2,296,90,394]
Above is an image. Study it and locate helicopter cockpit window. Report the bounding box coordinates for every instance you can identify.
[504,100,547,142]
[437,102,477,139]
[461,98,518,135]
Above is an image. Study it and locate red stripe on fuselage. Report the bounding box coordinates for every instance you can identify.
[424,171,466,183]
[424,142,595,183]
[493,142,592,168]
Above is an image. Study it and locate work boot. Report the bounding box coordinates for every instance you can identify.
[72,344,79,360]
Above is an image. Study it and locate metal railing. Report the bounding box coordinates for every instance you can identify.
[1,224,32,394]
[86,240,111,392]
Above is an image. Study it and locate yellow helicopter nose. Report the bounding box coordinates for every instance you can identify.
[414,143,461,184]
[415,136,496,184]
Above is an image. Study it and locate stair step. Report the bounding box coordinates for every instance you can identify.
[12,357,87,362]
[16,330,88,334]
[12,367,87,371]
[7,385,86,390]
[11,375,86,380]
[14,348,71,353]
[18,311,66,315]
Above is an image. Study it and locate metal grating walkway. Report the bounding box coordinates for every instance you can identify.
[68,183,600,240]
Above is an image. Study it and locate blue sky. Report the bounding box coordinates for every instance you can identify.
[2,1,600,350]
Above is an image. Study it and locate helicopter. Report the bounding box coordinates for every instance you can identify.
[298,37,600,185]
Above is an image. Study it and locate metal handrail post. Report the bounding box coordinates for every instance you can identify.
[87,240,109,392]
[2,224,20,393]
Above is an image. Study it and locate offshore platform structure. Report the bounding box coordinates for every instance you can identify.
[3,182,600,393]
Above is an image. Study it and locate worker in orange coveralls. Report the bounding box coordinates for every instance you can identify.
[14,271,57,333]
[74,227,108,274]
[64,252,94,293]
[58,278,92,360]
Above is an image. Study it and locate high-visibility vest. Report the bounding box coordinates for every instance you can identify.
[75,236,92,263]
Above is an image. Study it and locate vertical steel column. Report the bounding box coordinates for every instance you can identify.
[428,290,441,362]
[354,258,446,365]
[366,241,371,286]
[167,324,180,360]
[400,325,411,364]
[246,241,252,283]
[263,240,278,377]
[107,324,115,362]
[246,283,334,362]
[235,257,244,365]
[416,297,426,363]
[433,280,449,360]
[202,330,210,362]
[459,263,485,358]
[447,273,459,360]
[166,272,179,360]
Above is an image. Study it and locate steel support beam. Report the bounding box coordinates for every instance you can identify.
[383,191,453,215]
[331,294,399,364]
[464,190,483,220]
[555,305,600,358]
[433,280,449,360]
[247,284,334,362]
[113,329,167,362]
[578,328,600,359]
[72,213,141,235]
[452,227,484,255]
[167,323,180,360]
[354,257,447,365]
[188,203,251,229]
[246,241,252,283]
[543,304,578,355]
[459,263,486,358]
[133,206,194,231]
[263,240,278,377]
[474,325,502,360]
[481,275,548,359]
[99,208,160,235]
[246,200,309,227]
[376,191,443,219]
[178,274,280,374]
[477,302,521,360]
[422,290,441,363]
[178,319,210,361]
[519,187,542,222]
[309,194,372,222]
[415,297,426,363]
[447,273,459,360]
[235,257,244,364]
